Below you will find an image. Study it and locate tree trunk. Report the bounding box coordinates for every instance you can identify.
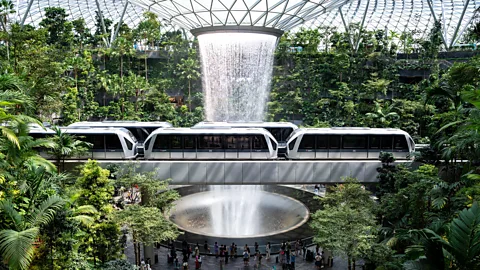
[145,56,148,81]
[347,256,351,270]
[188,79,191,112]
[133,231,140,266]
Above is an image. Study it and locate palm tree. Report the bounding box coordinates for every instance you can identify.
[177,52,200,111]
[0,165,64,270]
[365,101,399,127]
[0,121,56,174]
[48,127,91,172]
[404,202,480,270]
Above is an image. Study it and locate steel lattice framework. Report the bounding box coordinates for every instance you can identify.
[128,0,350,31]
[12,0,480,48]
[304,0,480,49]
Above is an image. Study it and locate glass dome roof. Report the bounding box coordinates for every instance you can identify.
[15,0,145,30]
[12,0,480,47]
[128,0,350,31]
[304,0,480,49]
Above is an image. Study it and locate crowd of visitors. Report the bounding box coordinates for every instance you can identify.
[166,239,329,269]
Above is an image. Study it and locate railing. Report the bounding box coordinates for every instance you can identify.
[163,236,318,256]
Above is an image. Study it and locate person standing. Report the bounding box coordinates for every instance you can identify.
[214,242,219,258]
[194,244,200,258]
[195,256,200,269]
[230,243,235,258]
[266,242,271,260]
[254,242,259,253]
[290,253,296,269]
[315,253,322,269]
[203,241,210,254]
[295,240,300,256]
[243,250,249,266]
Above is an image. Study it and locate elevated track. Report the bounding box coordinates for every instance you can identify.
[64,160,413,185]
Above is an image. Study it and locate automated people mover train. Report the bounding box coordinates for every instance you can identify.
[28,122,415,160]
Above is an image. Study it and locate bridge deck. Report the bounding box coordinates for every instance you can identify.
[65,160,411,184]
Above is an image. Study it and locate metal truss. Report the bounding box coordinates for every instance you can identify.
[15,0,145,33]
[305,0,480,50]
[12,1,480,49]
[127,0,351,31]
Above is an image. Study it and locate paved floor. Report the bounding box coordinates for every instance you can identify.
[126,244,355,270]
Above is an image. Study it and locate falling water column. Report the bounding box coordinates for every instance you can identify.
[192,27,283,121]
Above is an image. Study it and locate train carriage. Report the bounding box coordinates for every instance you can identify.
[144,128,278,160]
[67,121,172,143]
[193,122,298,155]
[286,127,415,160]
[29,127,138,159]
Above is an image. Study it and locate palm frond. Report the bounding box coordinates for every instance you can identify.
[0,127,19,148]
[0,227,39,270]
[28,195,64,227]
[69,215,95,227]
[0,200,23,230]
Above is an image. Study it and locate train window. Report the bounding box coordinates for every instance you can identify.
[267,128,282,142]
[171,135,182,149]
[153,135,169,149]
[381,135,393,149]
[197,136,209,149]
[253,135,267,150]
[30,133,47,139]
[299,135,315,149]
[237,136,250,150]
[316,135,327,149]
[198,136,222,149]
[329,135,341,149]
[394,135,408,149]
[369,136,381,149]
[288,138,297,150]
[184,136,195,149]
[270,138,277,150]
[342,135,367,149]
[144,138,151,151]
[91,135,105,150]
[124,138,133,150]
[282,128,294,142]
[226,136,236,149]
[211,136,222,149]
[106,135,122,149]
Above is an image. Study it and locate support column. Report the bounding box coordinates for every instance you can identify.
[449,0,471,49]
[354,0,370,52]
[95,0,109,47]
[338,8,355,50]
[426,0,449,50]
[20,0,34,27]
[111,0,129,46]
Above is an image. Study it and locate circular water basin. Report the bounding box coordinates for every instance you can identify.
[169,188,309,238]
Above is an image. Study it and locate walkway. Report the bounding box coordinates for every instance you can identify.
[127,245,357,270]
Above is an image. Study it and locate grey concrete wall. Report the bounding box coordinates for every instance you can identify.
[65,160,411,184]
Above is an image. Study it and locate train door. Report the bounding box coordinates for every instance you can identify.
[183,135,197,159]
[169,135,183,159]
[105,134,124,159]
[252,135,269,159]
[328,135,341,159]
[225,135,238,159]
[152,135,171,159]
[315,135,328,159]
[368,135,381,159]
[237,135,251,159]
[341,135,367,159]
[197,135,224,159]
[393,135,409,159]
[298,135,315,159]
[91,135,106,159]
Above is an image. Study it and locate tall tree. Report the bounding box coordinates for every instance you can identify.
[311,178,377,270]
